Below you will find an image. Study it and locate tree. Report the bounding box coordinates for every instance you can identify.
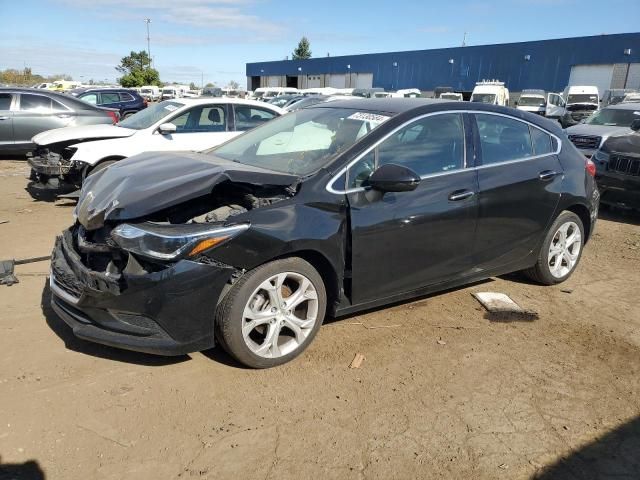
[205,82,216,88]
[227,80,240,89]
[116,50,161,87]
[292,37,312,60]
[189,82,198,90]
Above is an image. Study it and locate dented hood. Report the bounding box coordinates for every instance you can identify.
[76,151,298,230]
[33,124,136,146]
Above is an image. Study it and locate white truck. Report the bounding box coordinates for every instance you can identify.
[440,92,463,101]
[252,87,299,101]
[471,80,510,106]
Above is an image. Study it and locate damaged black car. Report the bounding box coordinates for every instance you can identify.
[49,99,599,368]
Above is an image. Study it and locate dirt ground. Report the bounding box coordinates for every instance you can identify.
[0,159,639,480]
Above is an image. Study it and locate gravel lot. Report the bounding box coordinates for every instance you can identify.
[0,159,639,479]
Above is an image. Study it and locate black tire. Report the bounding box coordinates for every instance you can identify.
[122,112,134,119]
[87,159,118,177]
[524,211,585,285]
[216,257,327,368]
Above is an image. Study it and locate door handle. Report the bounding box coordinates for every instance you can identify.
[448,190,475,201]
[0,116,9,121]
[539,170,559,181]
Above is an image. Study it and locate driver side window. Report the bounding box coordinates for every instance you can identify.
[346,113,465,189]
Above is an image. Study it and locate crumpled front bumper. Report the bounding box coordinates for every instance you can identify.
[28,154,78,176]
[27,153,83,192]
[49,228,236,355]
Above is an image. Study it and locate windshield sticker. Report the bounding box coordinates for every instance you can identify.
[634,111,640,116]
[348,112,391,123]
[164,104,178,112]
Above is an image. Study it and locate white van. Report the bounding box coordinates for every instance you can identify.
[559,85,599,127]
[471,81,510,106]
[440,92,463,101]
[516,89,547,115]
[140,85,160,101]
[161,85,188,100]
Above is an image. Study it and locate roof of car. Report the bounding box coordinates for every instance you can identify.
[309,97,444,113]
[173,97,284,109]
[607,102,640,110]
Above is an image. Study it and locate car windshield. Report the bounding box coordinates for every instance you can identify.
[208,107,393,175]
[518,96,545,107]
[471,94,496,104]
[567,94,598,104]
[585,108,640,126]
[118,101,183,129]
[440,94,460,100]
[269,96,293,107]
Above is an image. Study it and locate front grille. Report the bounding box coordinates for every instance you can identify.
[568,135,601,150]
[608,154,640,177]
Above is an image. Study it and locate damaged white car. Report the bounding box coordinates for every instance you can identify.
[27,98,284,194]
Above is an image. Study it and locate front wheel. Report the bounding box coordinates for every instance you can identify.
[524,211,585,285]
[216,257,327,368]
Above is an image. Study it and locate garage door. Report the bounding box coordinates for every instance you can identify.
[267,76,280,88]
[568,65,613,95]
[627,64,640,90]
[327,74,346,89]
[354,73,373,89]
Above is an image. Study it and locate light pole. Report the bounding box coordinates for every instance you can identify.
[144,18,152,67]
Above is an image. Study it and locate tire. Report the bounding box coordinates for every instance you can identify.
[122,112,134,119]
[524,211,585,285]
[216,257,327,368]
[86,159,118,177]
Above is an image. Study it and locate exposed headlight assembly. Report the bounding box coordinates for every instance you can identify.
[111,223,249,260]
[593,150,609,164]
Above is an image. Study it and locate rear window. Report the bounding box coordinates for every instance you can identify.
[119,92,135,102]
[0,93,12,110]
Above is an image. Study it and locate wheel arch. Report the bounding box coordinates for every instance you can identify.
[272,249,341,315]
[565,203,592,242]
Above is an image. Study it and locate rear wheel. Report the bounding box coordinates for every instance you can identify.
[524,211,584,285]
[216,257,326,368]
[86,159,119,178]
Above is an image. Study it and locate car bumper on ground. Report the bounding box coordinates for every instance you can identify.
[27,154,83,191]
[49,228,236,355]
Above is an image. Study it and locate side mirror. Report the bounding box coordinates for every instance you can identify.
[631,119,640,132]
[367,164,420,192]
[158,123,177,135]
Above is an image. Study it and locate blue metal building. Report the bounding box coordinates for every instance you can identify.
[246,33,640,93]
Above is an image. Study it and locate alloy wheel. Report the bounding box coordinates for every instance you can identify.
[241,272,319,358]
[548,221,582,279]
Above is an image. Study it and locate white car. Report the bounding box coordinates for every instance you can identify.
[28,98,284,192]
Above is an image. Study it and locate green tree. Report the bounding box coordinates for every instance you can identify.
[116,50,161,87]
[205,82,216,88]
[189,82,198,90]
[227,80,240,89]
[292,37,312,60]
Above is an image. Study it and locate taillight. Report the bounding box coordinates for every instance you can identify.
[586,158,596,177]
[105,110,118,124]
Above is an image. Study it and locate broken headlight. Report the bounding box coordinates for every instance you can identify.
[111,223,249,261]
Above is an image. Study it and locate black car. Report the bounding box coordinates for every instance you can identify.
[49,99,599,368]
[592,119,640,208]
[72,88,147,119]
[0,88,118,154]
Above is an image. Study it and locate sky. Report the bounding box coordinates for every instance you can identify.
[1,0,639,87]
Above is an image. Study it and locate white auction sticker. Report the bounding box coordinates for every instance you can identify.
[348,112,391,123]
[164,104,178,111]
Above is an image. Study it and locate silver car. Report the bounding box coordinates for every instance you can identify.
[0,88,118,154]
[566,103,640,158]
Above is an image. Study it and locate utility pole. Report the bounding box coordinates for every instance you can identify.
[144,18,152,67]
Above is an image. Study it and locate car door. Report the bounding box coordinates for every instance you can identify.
[144,104,235,152]
[0,93,15,148]
[546,93,565,118]
[343,112,479,305]
[13,93,73,145]
[99,91,123,114]
[472,112,563,272]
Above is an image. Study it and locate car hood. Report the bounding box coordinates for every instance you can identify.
[33,124,136,146]
[566,124,630,137]
[602,132,640,155]
[76,151,299,230]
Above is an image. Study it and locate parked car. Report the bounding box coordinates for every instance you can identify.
[516,90,547,115]
[601,89,637,107]
[622,93,640,104]
[0,87,118,154]
[559,86,599,128]
[28,98,284,192]
[73,88,147,119]
[267,94,305,108]
[282,95,363,112]
[432,86,453,99]
[252,87,299,101]
[439,92,463,101]
[566,103,640,157]
[48,99,599,368]
[161,85,189,100]
[471,81,509,106]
